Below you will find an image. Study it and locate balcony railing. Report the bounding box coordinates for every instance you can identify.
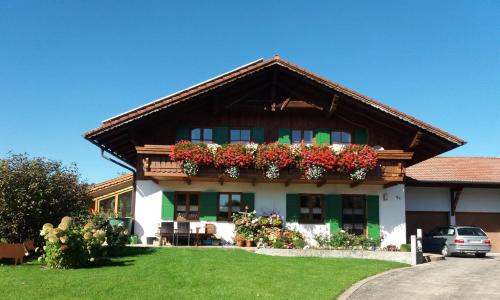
[136,144,413,185]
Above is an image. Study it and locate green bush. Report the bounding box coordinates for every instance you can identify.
[105,223,129,256]
[129,235,138,245]
[0,153,90,243]
[399,244,411,252]
[273,239,284,249]
[314,231,381,250]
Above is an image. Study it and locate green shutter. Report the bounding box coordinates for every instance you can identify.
[286,194,300,222]
[325,194,342,233]
[175,127,190,142]
[315,128,330,145]
[367,195,380,240]
[199,192,218,221]
[354,128,368,144]
[252,128,265,143]
[161,191,175,220]
[242,193,255,212]
[278,128,291,144]
[213,127,229,144]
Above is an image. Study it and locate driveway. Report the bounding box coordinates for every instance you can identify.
[347,254,500,300]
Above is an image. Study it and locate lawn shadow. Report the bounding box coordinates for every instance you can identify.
[83,258,136,269]
[119,246,156,257]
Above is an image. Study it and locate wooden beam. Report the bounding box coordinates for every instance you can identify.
[184,177,191,185]
[350,180,363,188]
[251,178,257,187]
[383,181,400,189]
[284,179,291,187]
[317,179,327,187]
[408,131,423,150]
[450,187,463,216]
[219,176,224,186]
[280,97,291,111]
[325,94,339,118]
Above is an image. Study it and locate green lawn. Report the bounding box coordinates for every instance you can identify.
[0,248,405,299]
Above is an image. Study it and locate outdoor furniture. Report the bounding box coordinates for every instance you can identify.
[204,223,216,239]
[157,222,174,246]
[175,222,191,246]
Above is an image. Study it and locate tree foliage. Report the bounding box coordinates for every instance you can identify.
[0,153,90,243]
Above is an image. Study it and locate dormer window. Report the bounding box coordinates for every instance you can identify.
[191,128,212,144]
[331,131,351,144]
[230,129,251,144]
[292,129,313,145]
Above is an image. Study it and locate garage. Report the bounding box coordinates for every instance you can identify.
[456,212,500,253]
[406,211,449,241]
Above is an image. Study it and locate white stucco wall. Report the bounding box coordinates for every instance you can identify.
[405,187,450,212]
[134,180,406,247]
[456,188,500,213]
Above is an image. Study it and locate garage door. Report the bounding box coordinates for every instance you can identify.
[406,211,449,242]
[456,213,500,253]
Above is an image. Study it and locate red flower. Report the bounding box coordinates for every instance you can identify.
[337,144,378,173]
[173,141,213,165]
[254,143,294,170]
[299,145,337,170]
[213,144,252,169]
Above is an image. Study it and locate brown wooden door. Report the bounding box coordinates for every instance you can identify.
[406,211,449,242]
[456,212,500,253]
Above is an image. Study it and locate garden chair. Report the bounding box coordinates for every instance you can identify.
[205,223,216,239]
[175,222,191,246]
[158,222,174,246]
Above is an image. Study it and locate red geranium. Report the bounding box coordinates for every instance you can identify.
[213,144,252,169]
[337,144,378,173]
[299,145,337,171]
[172,141,213,165]
[254,143,294,170]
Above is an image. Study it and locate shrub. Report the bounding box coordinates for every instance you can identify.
[0,153,90,243]
[314,231,381,250]
[400,244,411,252]
[273,239,284,249]
[105,223,129,256]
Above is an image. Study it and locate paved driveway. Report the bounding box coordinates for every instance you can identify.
[347,254,500,300]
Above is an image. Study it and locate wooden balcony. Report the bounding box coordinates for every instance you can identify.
[136,145,413,186]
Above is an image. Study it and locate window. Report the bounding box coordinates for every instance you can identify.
[191,128,212,143]
[331,131,352,144]
[175,192,199,220]
[292,129,313,145]
[342,195,366,235]
[98,196,115,214]
[218,193,242,221]
[117,192,133,217]
[299,194,324,223]
[230,129,251,144]
[457,227,486,236]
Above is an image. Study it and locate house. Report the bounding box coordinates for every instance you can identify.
[406,157,500,252]
[88,173,134,217]
[84,56,466,246]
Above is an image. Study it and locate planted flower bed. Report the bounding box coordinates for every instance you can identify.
[173,141,378,181]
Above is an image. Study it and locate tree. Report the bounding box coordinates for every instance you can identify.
[0,153,91,243]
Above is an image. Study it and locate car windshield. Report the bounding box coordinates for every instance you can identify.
[457,228,486,236]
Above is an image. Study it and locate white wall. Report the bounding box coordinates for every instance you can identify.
[134,180,406,246]
[405,187,450,212]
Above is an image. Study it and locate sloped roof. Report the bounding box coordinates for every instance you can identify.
[406,157,500,184]
[88,173,133,198]
[84,55,464,146]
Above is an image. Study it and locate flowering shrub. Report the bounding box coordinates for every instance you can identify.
[213,144,252,178]
[172,141,378,181]
[314,230,381,250]
[173,141,213,176]
[232,211,305,249]
[254,143,294,179]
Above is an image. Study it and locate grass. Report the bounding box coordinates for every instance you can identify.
[0,247,406,299]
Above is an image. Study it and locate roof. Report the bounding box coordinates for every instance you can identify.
[88,173,133,198]
[84,55,464,146]
[406,157,500,185]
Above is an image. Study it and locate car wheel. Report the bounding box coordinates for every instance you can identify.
[441,245,450,257]
[475,253,486,258]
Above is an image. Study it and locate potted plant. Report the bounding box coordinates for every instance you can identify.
[245,233,254,247]
[234,234,245,247]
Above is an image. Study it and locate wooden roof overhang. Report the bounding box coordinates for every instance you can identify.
[84,56,465,167]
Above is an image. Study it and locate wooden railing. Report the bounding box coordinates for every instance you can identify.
[136,145,413,184]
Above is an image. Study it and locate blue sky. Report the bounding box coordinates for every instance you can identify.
[1,1,499,183]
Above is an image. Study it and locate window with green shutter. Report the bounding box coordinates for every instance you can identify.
[315,128,330,145]
[353,128,368,144]
[199,192,218,221]
[325,194,342,233]
[286,194,300,222]
[367,195,380,240]
[251,128,265,143]
[278,128,291,144]
[213,127,229,144]
[161,191,175,220]
[175,127,190,142]
[242,193,255,211]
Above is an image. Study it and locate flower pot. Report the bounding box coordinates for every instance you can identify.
[246,240,253,247]
[236,241,244,247]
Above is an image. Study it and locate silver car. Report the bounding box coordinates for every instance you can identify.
[422,226,491,257]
